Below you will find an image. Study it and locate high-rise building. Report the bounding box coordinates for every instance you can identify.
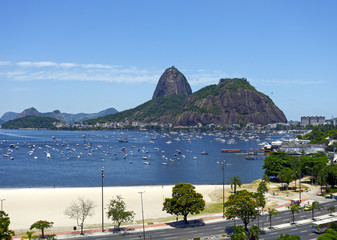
[301,116,325,126]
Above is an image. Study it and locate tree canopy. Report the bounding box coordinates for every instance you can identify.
[224,190,265,231]
[0,211,15,240]
[106,195,135,228]
[30,220,54,238]
[162,182,205,224]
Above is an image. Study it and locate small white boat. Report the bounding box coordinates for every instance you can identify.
[143,161,150,165]
[162,162,168,166]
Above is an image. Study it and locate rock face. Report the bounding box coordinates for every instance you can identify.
[15,107,40,119]
[152,66,192,99]
[174,78,287,126]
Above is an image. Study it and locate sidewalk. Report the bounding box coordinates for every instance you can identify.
[13,197,313,239]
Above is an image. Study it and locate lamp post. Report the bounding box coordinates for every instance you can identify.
[298,155,301,201]
[221,161,225,219]
[101,167,104,232]
[0,198,5,211]
[138,191,145,240]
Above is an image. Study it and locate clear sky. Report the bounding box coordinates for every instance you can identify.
[1,1,336,121]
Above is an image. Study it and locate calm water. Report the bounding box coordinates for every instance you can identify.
[0,129,290,188]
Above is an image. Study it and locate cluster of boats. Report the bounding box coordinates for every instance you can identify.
[0,130,300,168]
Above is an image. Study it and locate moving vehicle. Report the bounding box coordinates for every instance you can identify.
[304,204,312,211]
[312,217,337,233]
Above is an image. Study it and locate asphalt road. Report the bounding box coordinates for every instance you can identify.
[62,200,337,240]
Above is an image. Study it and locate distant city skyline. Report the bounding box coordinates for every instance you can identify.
[1,1,336,121]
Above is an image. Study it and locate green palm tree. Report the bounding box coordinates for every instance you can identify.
[311,201,324,220]
[257,180,268,195]
[288,204,301,225]
[249,225,260,240]
[21,231,39,240]
[267,208,279,229]
[231,225,247,240]
[229,176,242,194]
[328,206,336,216]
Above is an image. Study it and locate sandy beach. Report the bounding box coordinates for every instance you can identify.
[0,184,219,234]
[0,179,320,236]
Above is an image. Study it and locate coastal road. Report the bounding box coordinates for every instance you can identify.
[62,200,337,240]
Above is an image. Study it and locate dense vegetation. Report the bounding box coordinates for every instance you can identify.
[86,94,187,124]
[298,125,337,143]
[298,125,337,151]
[2,116,58,129]
[263,152,337,192]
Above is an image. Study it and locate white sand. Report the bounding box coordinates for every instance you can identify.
[0,184,219,232]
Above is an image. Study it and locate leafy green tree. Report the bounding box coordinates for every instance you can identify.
[21,231,39,240]
[288,204,302,225]
[311,201,324,220]
[64,198,96,235]
[229,176,242,194]
[321,165,337,188]
[328,206,336,216]
[30,220,54,238]
[278,168,294,190]
[0,211,15,240]
[275,233,302,240]
[225,190,264,231]
[106,195,135,228]
[231,225,247,240]
[163,183,205,224]
[267,208,279,229]
[263,152,291,177]
[317,228,337,240]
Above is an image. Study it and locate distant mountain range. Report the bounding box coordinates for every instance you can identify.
[0,107,118,124]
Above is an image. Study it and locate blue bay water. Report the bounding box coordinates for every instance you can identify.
[0,129,289,188]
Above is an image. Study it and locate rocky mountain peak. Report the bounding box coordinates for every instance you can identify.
[152,66,192,99]
[15,107,40,119]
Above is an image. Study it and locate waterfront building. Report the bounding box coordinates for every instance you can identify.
[301,116,325,126]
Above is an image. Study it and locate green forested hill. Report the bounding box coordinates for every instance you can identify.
[2,116,58,129]
[85,94,187,124]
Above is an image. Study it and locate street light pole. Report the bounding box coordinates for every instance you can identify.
[298,155,301,201]
[138,191,146,240]
[221,161,225,219]
[101,167,104,232]
[0,198,5,211]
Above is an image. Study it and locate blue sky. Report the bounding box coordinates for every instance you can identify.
[0,1,336,121]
